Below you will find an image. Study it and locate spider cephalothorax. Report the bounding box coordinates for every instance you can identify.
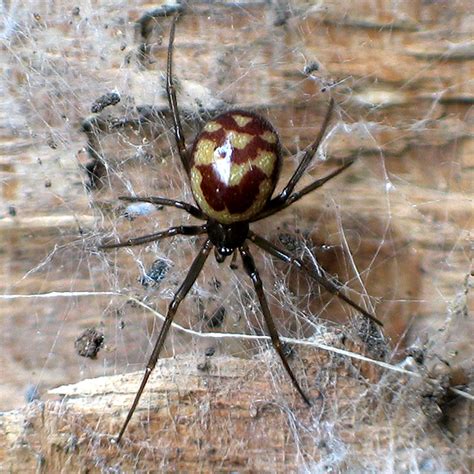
[100,14,383,443]
[206,219,249,261]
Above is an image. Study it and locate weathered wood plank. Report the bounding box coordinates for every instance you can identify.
[1,1,472,471]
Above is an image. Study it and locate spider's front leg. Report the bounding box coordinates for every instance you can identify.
[99,224,207,249]
[114,238,213,443]
[249,232,383,327]
[239,244,312,405]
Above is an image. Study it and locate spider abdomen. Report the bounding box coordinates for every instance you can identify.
[190,110,282,224]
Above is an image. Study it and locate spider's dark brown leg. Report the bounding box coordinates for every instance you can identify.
[248,231,383,327]
[119,196,206,220]
[253,159,354,221]
[166,14,189,174]
[115,239,213,443]
[239,243,311,406]
[263,98,335,215]
[99,224,207,249]
[229,250,239,270]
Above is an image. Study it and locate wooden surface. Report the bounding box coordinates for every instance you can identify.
[0,1,472,472]
[1,339,472,472]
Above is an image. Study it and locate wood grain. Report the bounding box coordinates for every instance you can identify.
[0,1,472,471]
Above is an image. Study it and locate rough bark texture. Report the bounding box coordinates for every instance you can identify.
[0,0,472,472]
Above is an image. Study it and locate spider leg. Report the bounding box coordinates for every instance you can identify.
[229,250,239,270]
[262,98,335,215]
[253,159,354,221]
[136,4,184,65]
[119,196,206,220]
[166,14,189,174]
[248,231,383,327]
[239,243,311,406]
[115,238,213,443]
[99,224,207,249]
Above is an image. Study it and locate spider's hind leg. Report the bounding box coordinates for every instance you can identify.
[229,250,239,270]
[265,98,335,208]
[118,196,206,219]
[254,159,355,221]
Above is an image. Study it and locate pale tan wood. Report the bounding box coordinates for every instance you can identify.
[0,340,471,472]
[0,0,472,471]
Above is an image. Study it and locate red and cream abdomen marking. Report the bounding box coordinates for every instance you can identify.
[190,111,282,224]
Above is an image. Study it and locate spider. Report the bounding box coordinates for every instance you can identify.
[100,15,383,443]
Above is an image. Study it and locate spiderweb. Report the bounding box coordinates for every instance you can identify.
[1,1,472,471]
